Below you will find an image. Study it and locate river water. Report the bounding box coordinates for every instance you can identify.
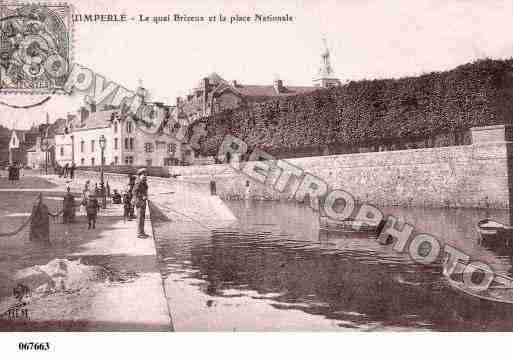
[153,200,513,331]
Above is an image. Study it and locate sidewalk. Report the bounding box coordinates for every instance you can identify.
[0,175,172,331]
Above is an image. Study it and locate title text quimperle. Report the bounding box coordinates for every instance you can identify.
[72,13,294,24]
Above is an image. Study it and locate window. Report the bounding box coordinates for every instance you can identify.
[91,140,95,152]
[124,138,129,150]
[114,122,118,133]
[114,156,118,165]
[114,138,118,150]
[167,143,176,154]
[80,141,84,153]
[127,121,133,133]
[156,141,166,151]
[81,158,84,165]
[124,156,134,165]
[146,159,152,166]
[144,142,154,153]
[129,138,134,150]
[91,157,95,166]
[60,147,64,156]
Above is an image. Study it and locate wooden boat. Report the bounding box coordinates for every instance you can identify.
[319,215,386,236]
[445,272,513,306]
[476,219,513,247]
[443,255,513,307]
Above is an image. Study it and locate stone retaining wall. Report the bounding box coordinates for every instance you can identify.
[76,125,513,209]
[166,142,513,209]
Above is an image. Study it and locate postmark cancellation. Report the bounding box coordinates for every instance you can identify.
[0,2,73,94]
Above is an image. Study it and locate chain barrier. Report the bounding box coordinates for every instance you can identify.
[0,213,33,237]
[48,209,64,218]
[0,195,65,238]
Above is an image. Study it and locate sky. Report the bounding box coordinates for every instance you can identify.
[2,0,513,129]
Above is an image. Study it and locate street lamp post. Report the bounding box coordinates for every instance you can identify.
[99,135,107,209]
[41,138,49,175]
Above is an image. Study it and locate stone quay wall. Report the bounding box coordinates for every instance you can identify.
[75,125,513,209]
[166,125,513,209]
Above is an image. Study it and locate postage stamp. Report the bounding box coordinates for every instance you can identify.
[0,2,73,94]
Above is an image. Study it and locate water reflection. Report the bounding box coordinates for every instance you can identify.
[153,201,513,331]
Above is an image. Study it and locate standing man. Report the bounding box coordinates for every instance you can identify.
[62,187,76,223]
[132,168,149,238]
[70,162,76,180]
[127,174,136,219]
[7,163,14,184]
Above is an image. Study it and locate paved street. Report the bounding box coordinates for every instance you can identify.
[0,174,172,331]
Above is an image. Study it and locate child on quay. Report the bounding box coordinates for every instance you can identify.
[85,193,99,229]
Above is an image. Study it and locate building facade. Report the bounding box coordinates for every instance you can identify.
[26,137,55,169]
[7,129,39,165]
[177,41,341,121]
[54,90,191,168]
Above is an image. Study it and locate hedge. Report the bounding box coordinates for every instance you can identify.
[189,58,513,157]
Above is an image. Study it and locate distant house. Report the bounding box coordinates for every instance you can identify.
[8,129,39,165]
[26,137,55,170]
[177,73,318,122]
[176,41,341,122]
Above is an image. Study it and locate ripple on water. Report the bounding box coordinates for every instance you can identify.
[153,200,513,331]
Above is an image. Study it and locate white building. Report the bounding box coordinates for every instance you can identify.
[54,91,193,168]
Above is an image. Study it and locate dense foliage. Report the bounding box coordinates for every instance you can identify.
[191,59,513,157]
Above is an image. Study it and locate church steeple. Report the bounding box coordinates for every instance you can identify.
[136,78,149,103]
[313,39,341,88]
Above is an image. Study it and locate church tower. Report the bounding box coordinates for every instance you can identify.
[313,39,341,88]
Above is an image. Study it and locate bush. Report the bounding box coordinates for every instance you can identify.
[190,58,513,157]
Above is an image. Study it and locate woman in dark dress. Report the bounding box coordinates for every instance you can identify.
[29,194,50,242]
[62,187,76,223]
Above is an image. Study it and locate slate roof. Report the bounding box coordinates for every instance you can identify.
[233,84,316,99]
[74,110,116,131]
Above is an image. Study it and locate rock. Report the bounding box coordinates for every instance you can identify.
[13,259,103,296]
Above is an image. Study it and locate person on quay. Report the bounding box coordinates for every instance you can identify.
[70,162,76,179]
[15,162,21,180]
[81,180,91,215]
[85,192,99,229]
[122,187,132,222]
[112,189,122,204]
[62,187,76,223]
[7,163,14,184]
[94,183,101,196]
[127,174,136,219]
[132,168,149,238]
[29,193,50,242]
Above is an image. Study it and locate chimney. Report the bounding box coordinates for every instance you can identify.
[231,80,238,87]
[273,79,284,94]
[79,106,89,126]
[203,77,210,91]
[176,97,181,107]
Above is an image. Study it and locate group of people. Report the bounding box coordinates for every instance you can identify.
[68,169,149,237]
[27,168,150,243]
[6,162,22,183]
[56,162,76,179]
